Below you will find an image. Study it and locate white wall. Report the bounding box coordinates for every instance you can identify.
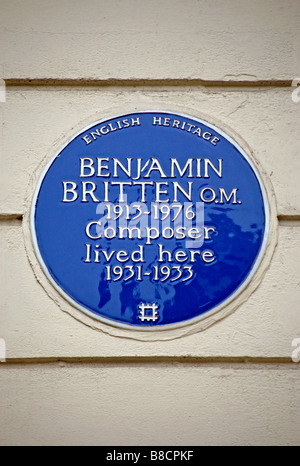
[0,0,299,446]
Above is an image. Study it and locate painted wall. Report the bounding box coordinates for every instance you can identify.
[0,0,299,446]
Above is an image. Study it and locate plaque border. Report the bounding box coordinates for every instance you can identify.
[24,105,278,341]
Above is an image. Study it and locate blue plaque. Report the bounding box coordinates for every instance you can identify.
[31,111,269,329]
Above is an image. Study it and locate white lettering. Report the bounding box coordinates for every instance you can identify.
[62,181,78,202]
[80,158,95,177]
[219,187,239,204]
[170,158,194,178]
[82,181,100,202]
[204,158,223,178]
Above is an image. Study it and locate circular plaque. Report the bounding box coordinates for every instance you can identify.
[31,111,269,330]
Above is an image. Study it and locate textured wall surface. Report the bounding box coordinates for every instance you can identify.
[0,0,299,446]
[1,0,299,81]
